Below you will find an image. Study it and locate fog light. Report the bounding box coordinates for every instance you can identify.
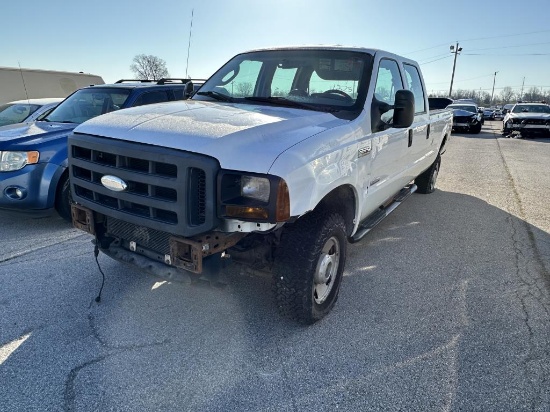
[4,186,27,200]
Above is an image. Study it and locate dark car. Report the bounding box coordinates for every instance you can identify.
[502,102,550,138]
[483,108,496,120]
[448,103,483,133]
[0,79,199,220]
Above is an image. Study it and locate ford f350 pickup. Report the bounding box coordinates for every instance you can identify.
[68,46,452,324]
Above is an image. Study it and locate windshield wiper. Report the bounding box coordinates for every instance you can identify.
[244,96,338,112]
[196,91,234,102]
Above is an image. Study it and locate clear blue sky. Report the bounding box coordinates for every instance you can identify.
[3,0,549,98]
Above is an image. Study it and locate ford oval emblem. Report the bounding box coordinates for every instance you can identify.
[101,175,128,192]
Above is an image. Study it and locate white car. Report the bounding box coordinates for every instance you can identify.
[0,98,63,127]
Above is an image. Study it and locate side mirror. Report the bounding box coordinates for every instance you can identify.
[393,90,415,128]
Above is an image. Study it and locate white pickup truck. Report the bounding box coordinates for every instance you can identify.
[68,46,452,324]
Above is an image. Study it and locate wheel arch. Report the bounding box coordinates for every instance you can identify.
[312,184,357,237]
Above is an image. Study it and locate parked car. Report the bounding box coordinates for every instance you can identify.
[448,102,483,133]
[0,78,199,220]
[483,108,496,120]
[493,109,504,120]
[0,98,63,127]
[502,102,550,138]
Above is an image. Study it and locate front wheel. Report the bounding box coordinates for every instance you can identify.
[272,212,347,324]
[55,175,73,222]
[471,122,482,134]
[415,155,441,194]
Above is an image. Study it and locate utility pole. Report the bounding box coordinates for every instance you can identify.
[449,42,462,98]
[490,71,498,105]
[520,77,525,100]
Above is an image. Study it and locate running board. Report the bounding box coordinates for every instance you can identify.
[350,184,417,243]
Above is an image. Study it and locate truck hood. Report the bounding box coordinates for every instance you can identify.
[0,121,76,146]
[74,101,348,173]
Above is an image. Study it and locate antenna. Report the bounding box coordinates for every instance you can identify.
[18,62,31,104]
[185,8,194,79]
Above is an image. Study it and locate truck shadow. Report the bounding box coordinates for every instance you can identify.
[1,189,549,410]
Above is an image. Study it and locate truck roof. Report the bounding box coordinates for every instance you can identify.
[241,45,420,66]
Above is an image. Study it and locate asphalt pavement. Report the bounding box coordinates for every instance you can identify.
[0,121,549,411]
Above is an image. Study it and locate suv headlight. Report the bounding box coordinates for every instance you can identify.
[218,171,290,222]
[0,151,39,172]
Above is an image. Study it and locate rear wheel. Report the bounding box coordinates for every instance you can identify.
[55,175,72,222]
[272,211,347,324]
[415,155,441,194]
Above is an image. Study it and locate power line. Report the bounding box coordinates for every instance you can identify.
[404,29,550,55]
[419,55,452,64]
[467,41,550,52]
[463,53,550,56]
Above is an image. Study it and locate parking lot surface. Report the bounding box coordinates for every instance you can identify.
[1,120,549,411]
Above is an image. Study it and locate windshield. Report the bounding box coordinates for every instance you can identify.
[193,49,373,116]
[42,88,131,124]
[448,105,477,113]
[512,104,550,114]
[0,103,41,126]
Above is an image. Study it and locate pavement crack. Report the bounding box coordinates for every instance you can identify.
[63,355,108,412]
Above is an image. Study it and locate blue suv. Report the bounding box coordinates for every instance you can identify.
[0,79,197,220]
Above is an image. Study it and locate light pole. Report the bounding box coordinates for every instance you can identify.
[490,71,498,105]
[449,43,462,98]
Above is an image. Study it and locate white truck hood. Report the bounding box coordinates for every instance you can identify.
[74,100,347,173]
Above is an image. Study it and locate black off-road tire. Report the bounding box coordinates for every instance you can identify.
[415,154,441,194]
[55,175,72,222]
[471,122,482,134]
[272,211,347,324]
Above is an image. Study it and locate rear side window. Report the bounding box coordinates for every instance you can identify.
[403,64,426,114]
[133,90,171,107]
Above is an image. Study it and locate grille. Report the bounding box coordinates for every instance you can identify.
[453,115,473,123]
[69,133,220,236]
[523,119,546,125]
[107,217,171,255]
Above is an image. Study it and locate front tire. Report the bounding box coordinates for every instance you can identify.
[55,175,72,222]
[415,155,441,194]
[273,211,347,324]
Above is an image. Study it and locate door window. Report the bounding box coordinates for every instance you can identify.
[374,59,403,123]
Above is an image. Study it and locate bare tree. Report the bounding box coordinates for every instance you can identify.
[235,82,253,97]
[499,87,515,105]
[523,86,543,102]
[130,54,169,80]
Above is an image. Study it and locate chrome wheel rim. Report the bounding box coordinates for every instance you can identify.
[313,236,340,304]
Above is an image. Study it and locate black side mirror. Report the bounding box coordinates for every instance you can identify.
[393,90,415,128]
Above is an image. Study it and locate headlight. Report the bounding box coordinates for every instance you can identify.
[241,176,270,202]
[0,151,39,172]
[505,120,512,127]
[219,171,290,222]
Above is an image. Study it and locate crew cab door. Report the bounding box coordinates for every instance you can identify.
[402,63,431,179]
[359,57,409,220]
